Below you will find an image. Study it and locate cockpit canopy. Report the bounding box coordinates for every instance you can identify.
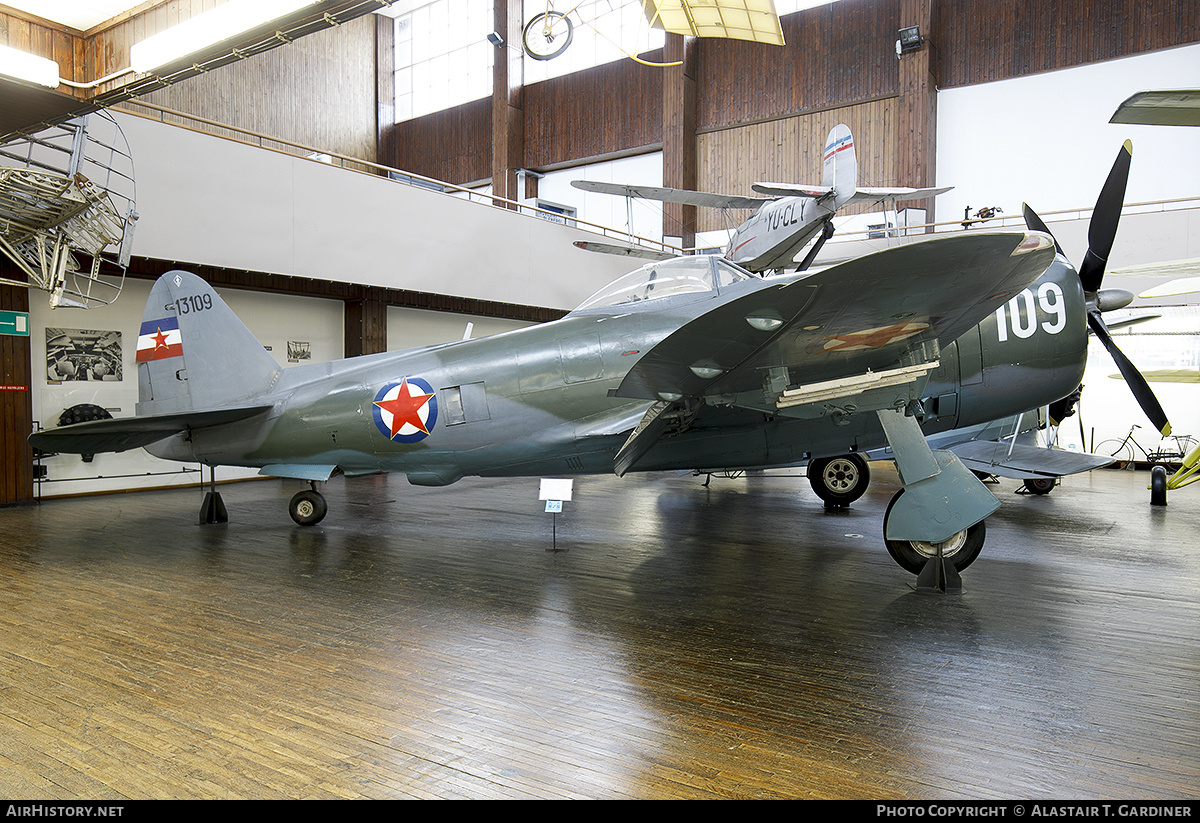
[573,256,754,312]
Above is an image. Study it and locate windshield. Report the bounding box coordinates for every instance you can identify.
[574,256,751,312]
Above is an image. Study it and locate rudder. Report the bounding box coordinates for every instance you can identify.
[822,123,858,209]
[136,270,280,415]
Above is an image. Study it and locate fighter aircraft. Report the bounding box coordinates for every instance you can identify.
[30,142,1166,581]
[572,124,951,272]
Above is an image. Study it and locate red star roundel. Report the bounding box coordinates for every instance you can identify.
[372,377,438,443]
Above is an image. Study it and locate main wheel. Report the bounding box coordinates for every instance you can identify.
[289,489,328,526]
[883,489,986,575]
[523,11,573,60]
[808,454,870,506]
[1150,465,1167,506]
[1022,477,1055,495]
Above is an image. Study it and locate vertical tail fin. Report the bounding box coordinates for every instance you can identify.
[135,270,281,415]
[822,123,858,209]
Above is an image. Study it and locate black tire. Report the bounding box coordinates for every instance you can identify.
[1023,477,1055,495]
[883,489,986,575]
[808,454,870,506]
[1150,465,1167,507]
[523,11,573,60]
[289,490,328,526]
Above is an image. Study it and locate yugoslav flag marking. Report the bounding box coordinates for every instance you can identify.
[824,135,854,162]
[136,317,183,362]
[372,377,439,443]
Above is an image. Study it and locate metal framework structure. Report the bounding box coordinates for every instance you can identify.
[0,113,137,308]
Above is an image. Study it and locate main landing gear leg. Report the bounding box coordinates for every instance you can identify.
[876,407,999,590]
[199,464,228,525]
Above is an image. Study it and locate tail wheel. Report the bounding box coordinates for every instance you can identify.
[1150,465,1167,506]
[808,454,870,506]
[883,489,986,575]
[289,490,328,526]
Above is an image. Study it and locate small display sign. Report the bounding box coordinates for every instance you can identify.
[0,310,30,337]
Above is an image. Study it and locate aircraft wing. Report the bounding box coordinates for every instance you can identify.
[1110,89,1200,126]
[573,240,675,262]
[30,405,272,454]
[616,231,1056,403]
[948,440,1115,479]
[571,180,770,210]
[846,186,953,205]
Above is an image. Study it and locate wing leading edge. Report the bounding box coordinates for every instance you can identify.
[616,231,1056,405]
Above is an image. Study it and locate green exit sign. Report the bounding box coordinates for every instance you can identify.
[0,310,29,337]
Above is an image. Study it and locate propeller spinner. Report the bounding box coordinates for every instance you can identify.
[1024,140,1172,437]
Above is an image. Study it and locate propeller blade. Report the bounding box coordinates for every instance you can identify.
[1078,140,1132,293]
[1021,204,1064,256]
[1087,310,1171,435]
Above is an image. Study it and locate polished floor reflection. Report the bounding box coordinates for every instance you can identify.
[0,464,1197,799]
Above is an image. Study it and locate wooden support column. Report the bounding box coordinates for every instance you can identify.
[492,0,525,206]
[662,33,698,249]
[344,288,388,357]
[1,261,34,506]
[897,0,938,229]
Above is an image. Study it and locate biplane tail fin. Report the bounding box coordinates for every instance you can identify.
[822,123,858,209]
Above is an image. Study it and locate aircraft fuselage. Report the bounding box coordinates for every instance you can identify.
[153,252,1085,488]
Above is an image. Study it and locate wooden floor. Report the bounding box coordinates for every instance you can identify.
[0,464,1197,799]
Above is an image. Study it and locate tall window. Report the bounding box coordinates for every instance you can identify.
[390,0,495,123]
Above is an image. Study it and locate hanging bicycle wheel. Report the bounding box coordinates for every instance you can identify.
[523,11,573,60]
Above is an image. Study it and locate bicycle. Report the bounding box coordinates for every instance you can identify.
[1095,425,1197,469]
[522,0,682,66]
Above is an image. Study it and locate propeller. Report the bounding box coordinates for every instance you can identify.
[1024,140,1172,437]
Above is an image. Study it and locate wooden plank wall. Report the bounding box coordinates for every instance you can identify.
[0,277,33,506]
[696,0,899,132]
[124,16,379,162]
[696,98,899,232]
[934,0,1200,89]
[524,52,665,170]
[0,8,83,99]
[385,97,493,186]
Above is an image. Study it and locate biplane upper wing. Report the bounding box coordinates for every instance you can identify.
[615,231,1056,403]
[571,180,770,210]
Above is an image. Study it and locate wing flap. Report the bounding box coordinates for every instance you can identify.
[30,405,272,455]
[616,231,1056,403]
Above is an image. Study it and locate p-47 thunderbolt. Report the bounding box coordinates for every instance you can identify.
[32,143,1165,580]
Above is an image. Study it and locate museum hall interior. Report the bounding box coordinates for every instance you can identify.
[0,0,1197,801]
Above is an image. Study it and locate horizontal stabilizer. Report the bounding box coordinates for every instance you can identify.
[572,180,769,210]
[750,182,833,199]
[949,441,1115,480]
[573,240,675,261]
[30,405,272,455]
